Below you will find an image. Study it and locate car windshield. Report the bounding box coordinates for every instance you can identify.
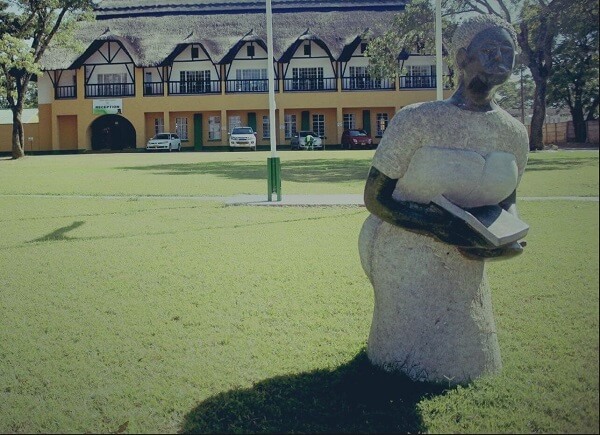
[153,133,170,140]
[349,130,368,137]
[232,127,253,134]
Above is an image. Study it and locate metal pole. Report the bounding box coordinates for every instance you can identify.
[435,0,443,101]
[266,0,277,157]
[266,0,281,201]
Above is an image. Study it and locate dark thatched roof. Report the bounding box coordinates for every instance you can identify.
[41,1,406,70]
[94,1,409,18]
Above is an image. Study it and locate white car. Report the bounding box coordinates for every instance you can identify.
[146,133,181,151]
[290,131,323,150]
[229,127,257,151]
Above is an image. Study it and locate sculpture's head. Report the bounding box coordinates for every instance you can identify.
[451,15,518,91]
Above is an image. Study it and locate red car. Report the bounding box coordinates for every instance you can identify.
[341,129,374,149]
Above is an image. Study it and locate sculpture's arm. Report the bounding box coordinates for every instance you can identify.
[364,167,492,248]
[459,189,526,260]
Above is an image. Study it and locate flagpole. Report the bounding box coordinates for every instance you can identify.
[266,0,281,201]
[435,0,443,101]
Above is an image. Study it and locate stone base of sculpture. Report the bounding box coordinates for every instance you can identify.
[359,214,502,385]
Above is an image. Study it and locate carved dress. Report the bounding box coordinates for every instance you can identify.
[359,100,528,384]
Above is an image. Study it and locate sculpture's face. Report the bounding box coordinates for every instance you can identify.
[462,27,515,87]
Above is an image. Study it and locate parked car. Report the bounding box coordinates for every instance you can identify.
[229,126,257,150]
[146,133,181,151]
[341,129,373,149]
[290,131,323,150]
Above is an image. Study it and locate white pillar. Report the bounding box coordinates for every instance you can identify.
[435,0,444,101]
[266,0,277,156]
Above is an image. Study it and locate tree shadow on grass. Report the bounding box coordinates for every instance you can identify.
[525,156,599,172]
[117,159,372,184]
[180,350,450,434]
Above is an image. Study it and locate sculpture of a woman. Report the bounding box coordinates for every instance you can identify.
[359,15,529,384]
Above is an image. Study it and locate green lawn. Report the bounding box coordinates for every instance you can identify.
[0,149,597,197]
[0,150,598,433]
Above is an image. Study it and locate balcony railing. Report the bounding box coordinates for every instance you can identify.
[143,82,164,96]
[55,85,77,99]
[225,79,279,93]
[283,77,337,92]
[342,77,394,91]
[168,80,221,95]
[400,75,442,89]
[85,83,135,97]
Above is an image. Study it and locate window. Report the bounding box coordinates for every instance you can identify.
[376,113,389,137]
[235,69,267,91]
[292,67,324,90]
[312,114,325,138]
[262,115,270,139]
[360,43,368,53]
[284,114,297,139]
[154,117,164,136]
[228,115,242,132]
[343,114,355,130]
[208,116,221,140]
[175,117,188,140]
[247,45,255,57]
[406,65,435,88]
[179,70,211,93]
[303,43,311,56]
[348,66,380,89]
[97,73,128,96]
[191,46,199,59]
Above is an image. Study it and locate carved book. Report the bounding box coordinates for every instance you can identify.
[432,195,529,247]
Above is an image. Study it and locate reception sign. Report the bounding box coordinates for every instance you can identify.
[93,99,123,115]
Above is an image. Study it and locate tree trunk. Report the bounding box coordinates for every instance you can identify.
[11,108,25,159]
[529,79,547,151]
[571,104,587,143]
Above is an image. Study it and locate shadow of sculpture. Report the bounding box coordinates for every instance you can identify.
[180,351,450,434]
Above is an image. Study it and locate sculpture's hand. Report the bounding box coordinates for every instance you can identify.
[458,240,526,261]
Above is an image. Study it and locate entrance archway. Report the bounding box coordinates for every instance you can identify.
[90,115,136,151]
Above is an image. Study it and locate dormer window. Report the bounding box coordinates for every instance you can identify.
[303,43,311,56]
[191,46,199,59]
[247,45,255,57]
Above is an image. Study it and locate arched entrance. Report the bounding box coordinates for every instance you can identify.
[90,115,136,151]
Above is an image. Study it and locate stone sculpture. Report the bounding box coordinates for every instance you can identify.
[359,14,529,385]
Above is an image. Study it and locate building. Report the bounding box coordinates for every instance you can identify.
[7,0,451,153]
[0,109,39,153]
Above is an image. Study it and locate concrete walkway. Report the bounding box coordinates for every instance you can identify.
[226,194,600,206]
[1,193,598,206]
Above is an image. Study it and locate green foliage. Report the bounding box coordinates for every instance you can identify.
[496,66,535,111]
[0,0,94,157]
[364,0,456,81]
[548,0,599,123]
[0,151,597,433]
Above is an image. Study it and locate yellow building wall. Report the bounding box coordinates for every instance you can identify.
[38,66,454,151]
[0,121,41,153]
[57,115,78,150]
[38,104,53,151]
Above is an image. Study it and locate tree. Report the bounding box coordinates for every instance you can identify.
[366,0,571,151]
[0,0,93,159]
[497,64,535,116]
[547,0,599,142]
[365,0,457,85]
